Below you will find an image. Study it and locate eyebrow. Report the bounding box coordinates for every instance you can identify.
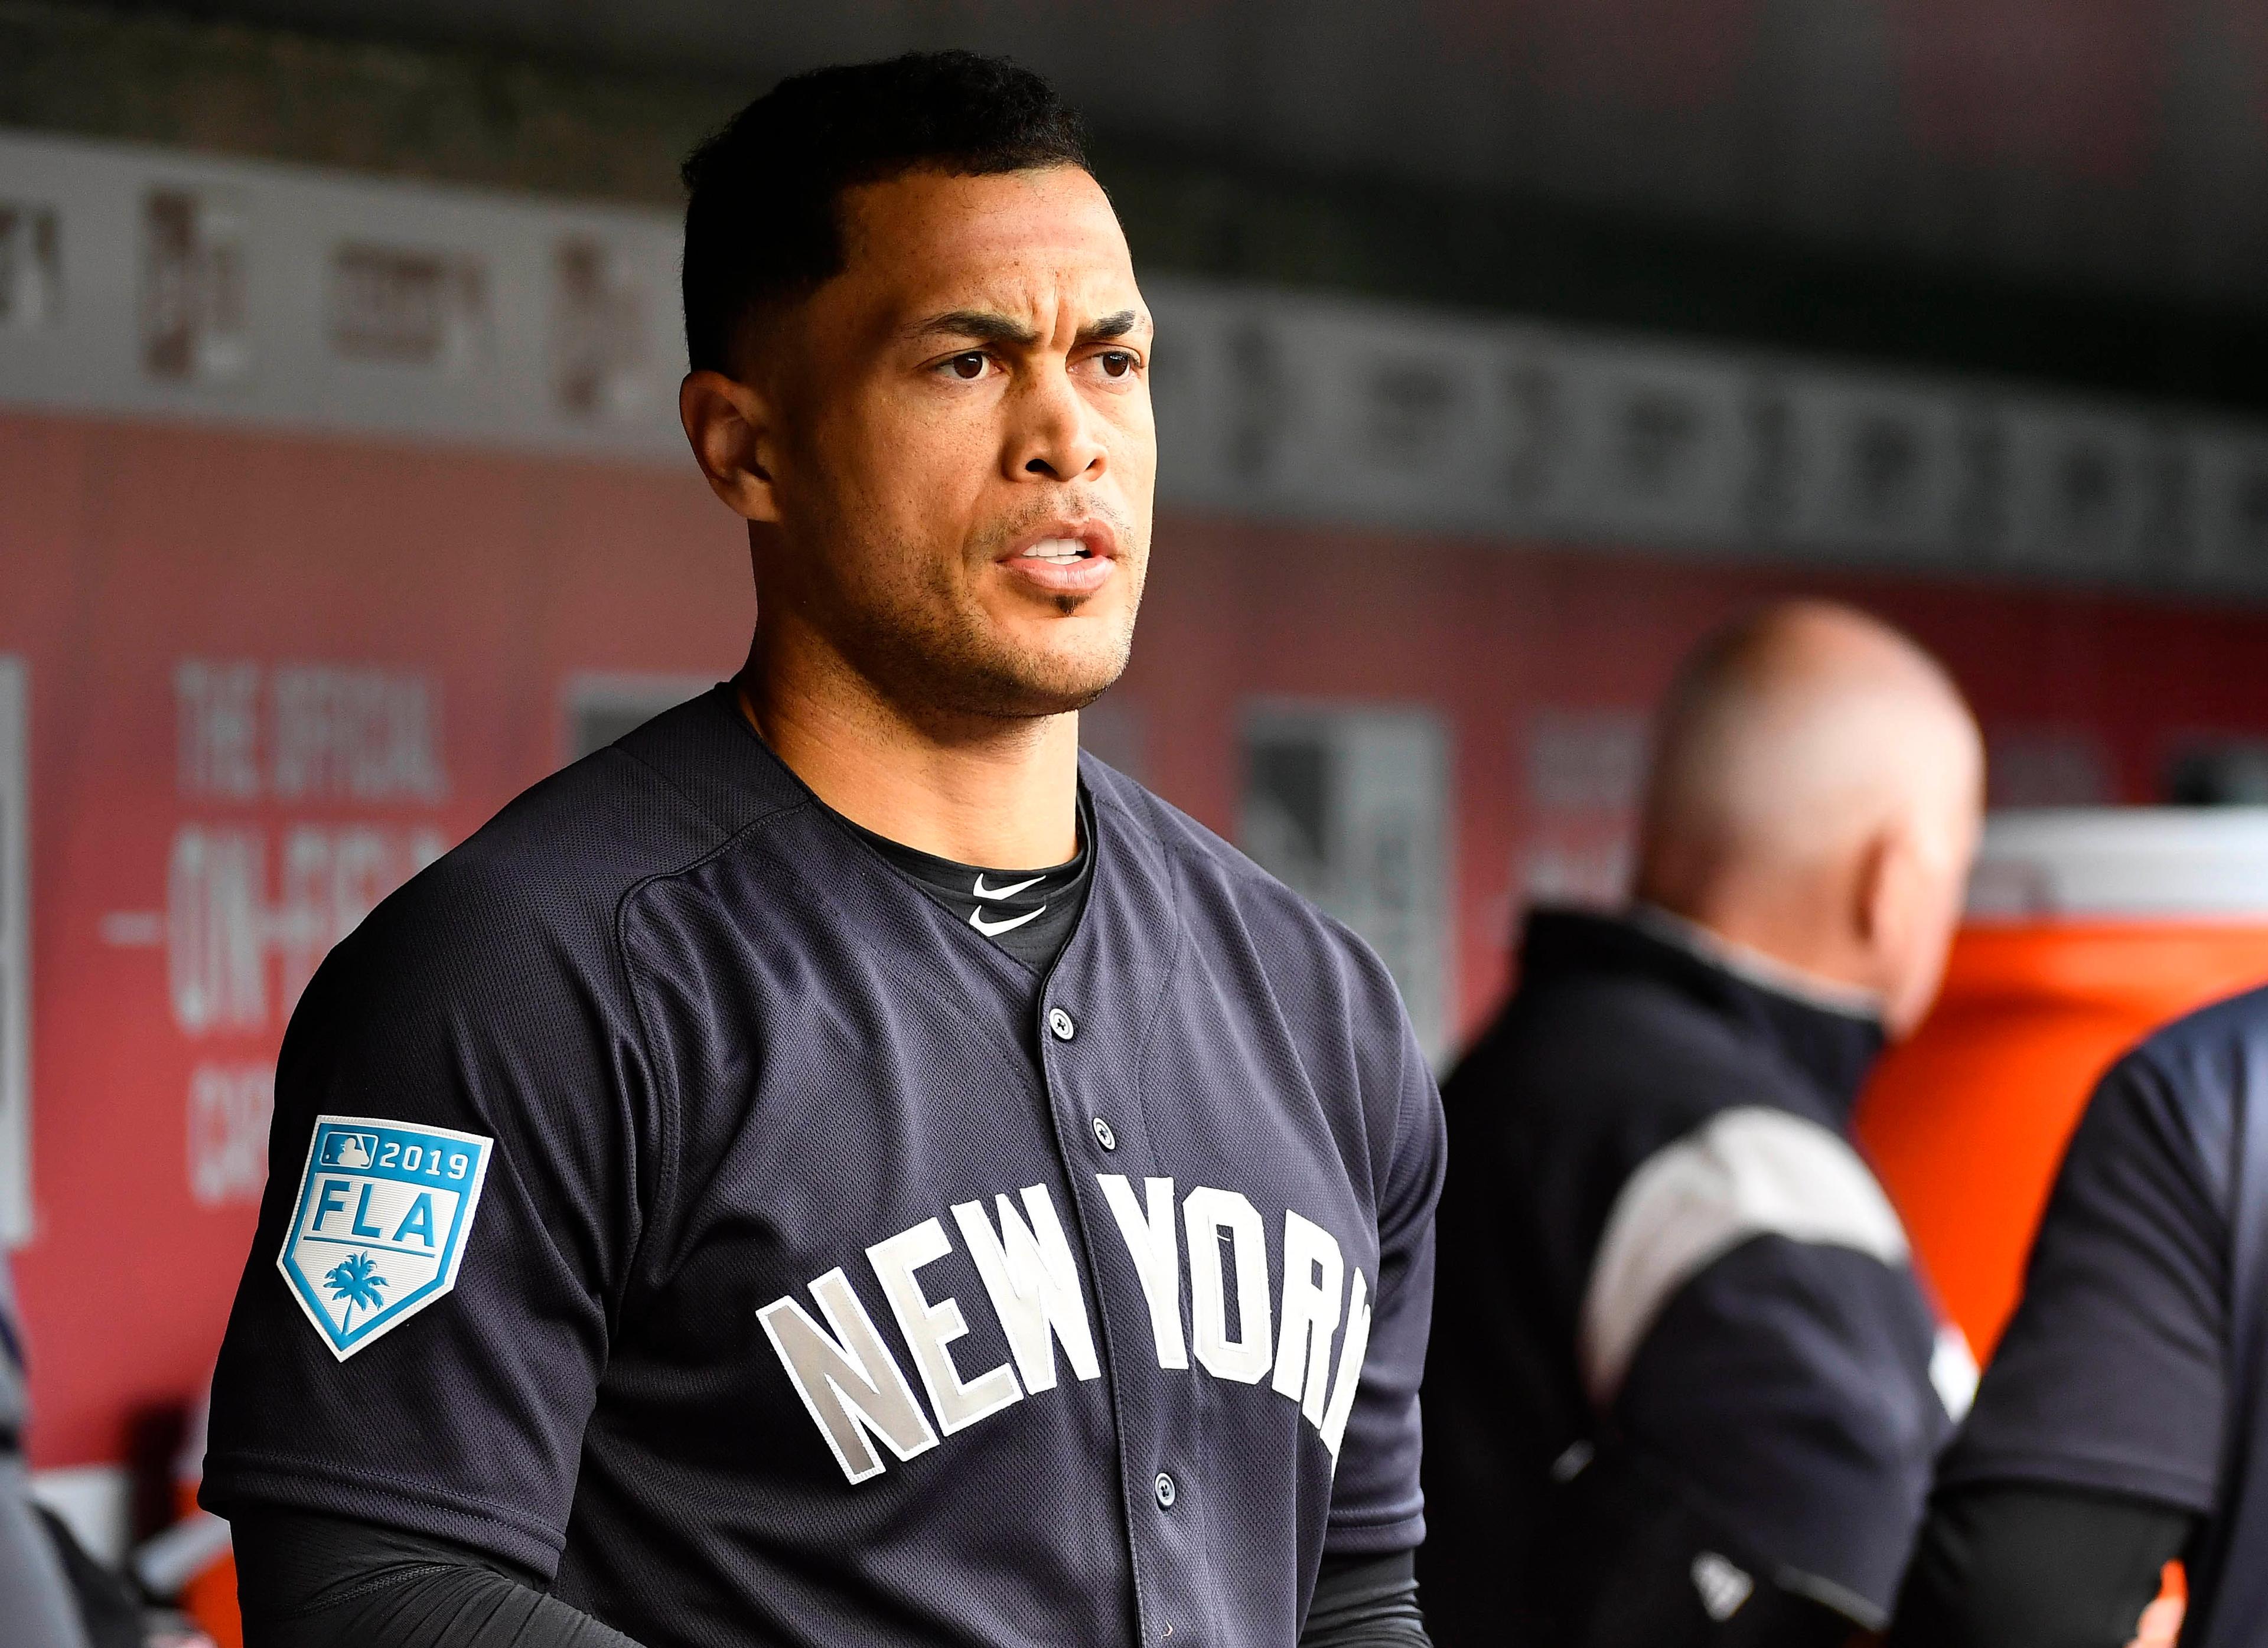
[1078,310,1142,345]
[904,308,1147,348]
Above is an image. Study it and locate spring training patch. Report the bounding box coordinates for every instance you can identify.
[278,1114,493,1361]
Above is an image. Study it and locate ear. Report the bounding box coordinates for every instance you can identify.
[1854,823,1918,975]
[1859,821,1957,1036]
[680,370,781,523]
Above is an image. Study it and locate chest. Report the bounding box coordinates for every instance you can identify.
[612,874,1386,1493]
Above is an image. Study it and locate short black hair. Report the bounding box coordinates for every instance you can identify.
[680,51,1091,376]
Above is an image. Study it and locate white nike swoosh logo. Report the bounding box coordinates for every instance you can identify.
[972,873,1044,900]
[970,905,1047,937]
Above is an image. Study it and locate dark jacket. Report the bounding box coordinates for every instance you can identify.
[1418,909,1961,1642]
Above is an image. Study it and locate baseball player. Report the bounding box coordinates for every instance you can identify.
[201,52,1444,1648]
[1889,981,2268,1647]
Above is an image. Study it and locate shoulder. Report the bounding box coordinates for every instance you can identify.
[1083,756,1292,910]
[1452,960,1807,1157]
[1085,756,1406,1022]
[1087,759,1437,1186]
[2072,981,2268,1200]
[2122,982,2268,1118]
[308,694,786,1033]
[2145,978,2268,1050]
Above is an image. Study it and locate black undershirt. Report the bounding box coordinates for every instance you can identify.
[230,1510,1426,1646]
[230,1511,634,1648]
[843,785,1096,980]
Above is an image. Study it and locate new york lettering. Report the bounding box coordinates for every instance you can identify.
[756,1175,1374,1485]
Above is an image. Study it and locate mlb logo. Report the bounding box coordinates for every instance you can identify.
[319,1133,376,1169]
[278,1114,493,1360]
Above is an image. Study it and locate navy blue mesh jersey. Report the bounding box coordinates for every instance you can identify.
[1933,983,2268,1647]
[201,685,1445,1648]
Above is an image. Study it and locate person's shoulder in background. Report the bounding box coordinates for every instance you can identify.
[1446,908,1826,1193]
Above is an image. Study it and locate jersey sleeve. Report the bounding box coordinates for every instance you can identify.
[1615,1236,1951,1621]
[1324,988,1447,1558]
[200,859,663,1575]
[1935,1048,2227,1513]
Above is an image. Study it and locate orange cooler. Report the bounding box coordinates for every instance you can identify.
[1858,810,2268,1360]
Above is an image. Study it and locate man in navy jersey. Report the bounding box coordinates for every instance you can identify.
[1889,982,2268,1648]
[200,51,1443,1648]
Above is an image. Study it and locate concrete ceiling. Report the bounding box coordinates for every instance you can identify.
[86,0,2268,313]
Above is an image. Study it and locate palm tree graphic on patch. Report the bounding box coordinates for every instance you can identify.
[324,1252,390,1333]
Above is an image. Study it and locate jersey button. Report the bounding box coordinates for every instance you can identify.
[1153,1472,1177,1510]
[1048,1006,1076,1042]
[1091,1116,1117,1151]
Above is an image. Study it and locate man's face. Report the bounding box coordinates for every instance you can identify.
[737,166,1153,721]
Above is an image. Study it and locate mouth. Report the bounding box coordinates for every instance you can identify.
[999,521,1119,599]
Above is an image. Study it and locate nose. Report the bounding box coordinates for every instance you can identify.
[1008,367,1107,484]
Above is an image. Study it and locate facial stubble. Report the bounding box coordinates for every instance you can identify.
[835,509,1146,725]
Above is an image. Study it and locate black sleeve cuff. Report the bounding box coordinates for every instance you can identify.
[231,1507,643,1648]
[1888,1482,2194,1648]
[1304,1549,1431,1646]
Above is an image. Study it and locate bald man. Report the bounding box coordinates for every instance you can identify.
[1417,602,1984,1647]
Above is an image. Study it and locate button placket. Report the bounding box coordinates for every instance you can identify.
[1034,968,1202,1640]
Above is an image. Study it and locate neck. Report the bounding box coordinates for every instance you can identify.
[1628,902,1882,1019]
[737,629,1081,869]
[1636,846,1888,998]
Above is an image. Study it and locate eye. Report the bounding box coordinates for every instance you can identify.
[944,351,989,381]
[1099,350,1135,378]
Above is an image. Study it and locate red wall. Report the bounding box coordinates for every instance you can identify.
[1135,516,2268,1029]
[10,408,2268,1471]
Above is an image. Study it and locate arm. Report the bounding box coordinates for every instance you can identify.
[1309,961,1446,1646]
[1925,1050,2225,1514]
[200,860,662,1582]
[1887,1049,2226,1643]
[1614,1236,1948,1624]
[232,1509,641,1648]
[1887,1484,2191,1648]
